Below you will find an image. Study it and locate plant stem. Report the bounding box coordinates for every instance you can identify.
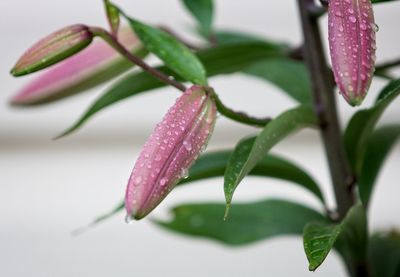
[89,26,187,92]
[209,89,271,127]
[297,0,356,220]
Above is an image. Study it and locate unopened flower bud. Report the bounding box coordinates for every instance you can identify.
[10,27,143,105]
[11,24,94,77]
[328,0,376,106]
[125,85,217,220]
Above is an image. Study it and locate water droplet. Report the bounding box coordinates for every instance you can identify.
[134,176,142,185]
[180,168,189,179]
[125,214,134,224]
[183,140,192,151]
[349,15,357,23]
[372,23,379,32]
[160,177,168,187]
[155,154,162,161]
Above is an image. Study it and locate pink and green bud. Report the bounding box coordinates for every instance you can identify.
[10,27,144,105]
[125,86,217,220]
[328,0,376,106]
[11,24,94,77]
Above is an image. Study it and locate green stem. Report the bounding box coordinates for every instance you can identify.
[89,26,187,92]
[209,89,271,127]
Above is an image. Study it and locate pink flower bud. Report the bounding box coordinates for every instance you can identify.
[10,27,143,105]
[125,86,217,220]
[11,24,94,77]
[328,0,377,106]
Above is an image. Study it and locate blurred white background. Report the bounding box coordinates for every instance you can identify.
[0,1,399,276]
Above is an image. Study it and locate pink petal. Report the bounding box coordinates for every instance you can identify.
[125,86,217,220]
[328,0,376,106]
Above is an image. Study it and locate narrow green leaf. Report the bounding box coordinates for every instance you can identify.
[303,223,342,271]
[80,149,324,230]
[58,42,284,137]
[243,58,312,104]
[71,201,124,235]
[359,125,400,206]
[344,78,400,174]
[303,204,367,273]
[182,0,214,35]
[181,148,324,203]
[372,0,400,4]
[369,231,400,277]
[126,17,207,85]
[335,204,368,277]
[155,199,327,246]
[103,0,120,36]
[214,30,275,45]
[224,106,317,212]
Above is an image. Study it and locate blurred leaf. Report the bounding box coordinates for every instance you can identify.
[224,106,317,212]
[58,42,284,137]
[369,231,400,277]
[344,78,400,174]
[155,199,327,246]
[372,0,400,3]
[359,125,400,206]
[181,148,325,204]
[182,0,214,35]
[103,0,120,36]
[214,30,277,45]
[81,149,324,229]
[303,204,367,273]
[126,17,207,85]
[243,58,312,104]
[303,223,342,271]
[336,204,368,277]
[71,201,124,235]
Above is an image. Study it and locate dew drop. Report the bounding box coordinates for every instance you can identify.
[160,177,168,187]
[183,140,192,151]
[125,214,134,224]
[180,168,189,179]
[134,176,142,185]
[155,154,162,161]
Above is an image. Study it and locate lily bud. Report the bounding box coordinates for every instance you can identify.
[125,86,217,220]
[11,24,94,77]
[10,27,144,105]
[328,0,377,106]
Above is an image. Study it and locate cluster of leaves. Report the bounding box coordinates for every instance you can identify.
[11,0,400,276]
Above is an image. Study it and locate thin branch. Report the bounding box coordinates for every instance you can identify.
[207,88,271,128]
[89,26,187,92]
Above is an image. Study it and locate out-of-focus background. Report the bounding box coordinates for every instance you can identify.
[0,1,399,276]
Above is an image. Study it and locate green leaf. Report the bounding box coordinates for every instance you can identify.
[372,0,400,4]
[303,223,342,271]
[303,204,367,273]
[71,201,124,235]
[344,78,400,174]
[335,204,368,277]
[369,231,400,277]
[103,0,120,36]
[180,149,324,204]
[155,199,327,246]
[182,0,214,35]
[243,58,312,104]
[126,17,207,85]
[359,125,400,206]
[224,106,317,212]
[58,42,284,137]
[214,30,277,45]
